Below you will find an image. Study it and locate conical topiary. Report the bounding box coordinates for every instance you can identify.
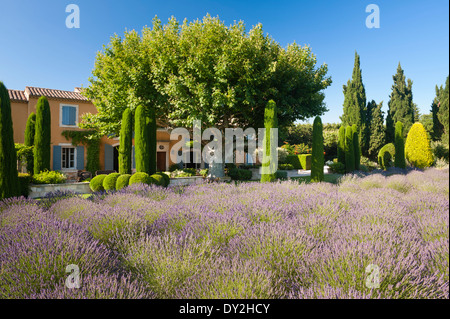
[24,112,36,175]
[405,123,434,169]
[345,126,355,173]
[119,108,132,174]
[261,100,278,183]
[311,116,324,182]
[34,96,51,174]
[394,121,406,168]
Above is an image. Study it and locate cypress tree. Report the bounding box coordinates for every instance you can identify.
[394,121,406,168]
[431,93,444,141]
[0,81,20,199]
[34,96,51,174]
[337,125,346,164]
[134,105,150,173]
[340,52,367,154]
[311,116,324,182]
[386,63,414,143]
[24,112,36,175]
[436,76,449,144]
[368,101,386,160]
[148,106,157,175]
[352,124,360,170]
[118,108,132,174]
[261,100,278,183]
[344,126,355,173]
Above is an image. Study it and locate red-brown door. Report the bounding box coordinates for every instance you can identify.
[157,152,166,172]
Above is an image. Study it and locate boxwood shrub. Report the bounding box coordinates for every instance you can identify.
[116,174,131,190]
[103,173,121,191]
[150,174,165,187]
[155,172,170,187]
[90,174,107,192]
[129,172,156,186]
[378,143,395,170]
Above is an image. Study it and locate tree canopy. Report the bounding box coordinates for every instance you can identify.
[81,15,331,136]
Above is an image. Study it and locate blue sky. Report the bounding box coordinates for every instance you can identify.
[0,0,448,124]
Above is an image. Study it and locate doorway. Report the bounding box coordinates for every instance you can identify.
[157,151,167,172]
[113,145,119,172]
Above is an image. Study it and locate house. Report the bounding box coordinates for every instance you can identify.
[9,86,178,178]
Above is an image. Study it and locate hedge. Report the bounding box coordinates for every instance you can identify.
[229,168,252,181]
[286,154,311,170]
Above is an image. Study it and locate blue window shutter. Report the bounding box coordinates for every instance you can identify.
[132,145,135,169]
[104,144,114,170]
[69,107,76,125]
[62,106,69,125]
[76,146,84,170]
[53,146,61,171]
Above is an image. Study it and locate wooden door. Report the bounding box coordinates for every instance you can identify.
[157,152,166,172]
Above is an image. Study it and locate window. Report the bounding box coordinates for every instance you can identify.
[62,147,75,169]
[60,104,78,126]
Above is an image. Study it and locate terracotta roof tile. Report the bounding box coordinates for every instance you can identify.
[8,89,28,102]
[25,86,89,101]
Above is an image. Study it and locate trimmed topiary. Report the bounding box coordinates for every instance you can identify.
[90,174,107,192]
[261,100,278,183]
[116,174,131,190]
[394,121,406,169]
[299,154,312,170]
[405,122,434,169]
[344,126,355,173]
[352,124,360,171]
[24,112,36,175]
[0,81,20,199]
[378,143,395,170]
[155,172,170,187]
[119,109,132,174]
[129,172,156,186]
[34,96,51,174]
[311,116,324,182]
[337,125,346,165]
[103,173,121,191]
[150,174,165,187]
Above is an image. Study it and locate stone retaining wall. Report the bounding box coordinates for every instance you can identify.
[29,182,92,198]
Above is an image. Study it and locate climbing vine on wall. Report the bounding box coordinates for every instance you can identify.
[61,130,100,174]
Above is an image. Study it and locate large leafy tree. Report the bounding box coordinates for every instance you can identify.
[340,52,367,155]
[386,63,414,143]
[81,15,331,145]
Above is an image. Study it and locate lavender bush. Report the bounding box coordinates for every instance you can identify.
[0,168,448,299]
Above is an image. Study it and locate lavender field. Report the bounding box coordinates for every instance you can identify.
[0,168,448,299]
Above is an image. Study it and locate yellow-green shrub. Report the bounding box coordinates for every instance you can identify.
[405,123,434,169]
